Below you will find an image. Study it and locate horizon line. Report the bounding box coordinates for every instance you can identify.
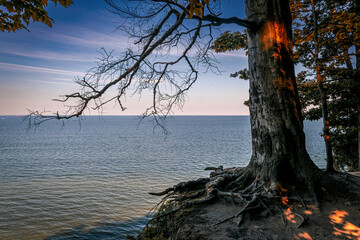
[0,114,250,117]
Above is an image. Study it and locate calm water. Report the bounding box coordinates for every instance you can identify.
[0,116,325,239]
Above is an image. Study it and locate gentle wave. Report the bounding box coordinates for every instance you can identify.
[0,116,325,239]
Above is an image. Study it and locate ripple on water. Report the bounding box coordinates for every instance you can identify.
[0,116,325,239]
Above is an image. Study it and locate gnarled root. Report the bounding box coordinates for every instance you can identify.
[140,166,346,239]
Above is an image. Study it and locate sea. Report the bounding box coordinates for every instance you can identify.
[0,116,326,239]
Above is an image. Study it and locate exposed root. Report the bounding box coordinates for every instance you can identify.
[150,196,215,222]
[140,167,360,239]
[215,192,262,226]
[148,187,174,196]
[148,177,210,196]
[236,193,259,218]
[217,190,245,201]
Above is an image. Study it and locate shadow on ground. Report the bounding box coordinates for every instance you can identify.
[44,216,151,240]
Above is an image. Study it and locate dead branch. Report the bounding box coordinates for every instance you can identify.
[29,0,250,127]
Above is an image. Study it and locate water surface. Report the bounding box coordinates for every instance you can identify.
[0,116,325,239]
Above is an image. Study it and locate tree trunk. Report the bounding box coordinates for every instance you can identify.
[358,98,360,170]
[244,0,319,188]
[357,43,360,171]
[356,0,360,171]
[311,0,334,172]
[316,72,334,172]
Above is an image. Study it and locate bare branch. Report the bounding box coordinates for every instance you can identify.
[29,0,233,126]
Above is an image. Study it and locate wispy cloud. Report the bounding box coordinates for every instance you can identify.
[27,79,75,85]
[216,51,247,58]
[0,47,94,62]
[50,77,75,82]
[0,62,83,76]
[37,25,132,50]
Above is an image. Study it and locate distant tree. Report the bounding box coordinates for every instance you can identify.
[0,0,73,32]
[291,0,335,172]
[291,0,360,171]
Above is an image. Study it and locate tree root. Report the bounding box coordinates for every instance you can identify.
[141,167,360,239]
[150,196,215,222]
[148,177,210,196]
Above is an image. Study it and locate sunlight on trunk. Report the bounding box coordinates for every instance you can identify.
[260,21,292,52]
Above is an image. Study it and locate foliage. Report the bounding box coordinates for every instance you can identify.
[297,69,359,171]
[230,68,248,80]
[210,30,249,107]
[211,30,247,53]
[185,0,216,19]
[291,0,360,171]
[0,0,73,32]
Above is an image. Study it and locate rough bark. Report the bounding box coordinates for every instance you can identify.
[244,0,319,188]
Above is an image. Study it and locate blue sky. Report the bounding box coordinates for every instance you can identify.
[0,0,250,116]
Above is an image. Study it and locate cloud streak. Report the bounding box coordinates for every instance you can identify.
[36,25,132,50]
[0,62,83,76]
[216,51,247,58]
[27,79,75,85]
[0,47,94,62]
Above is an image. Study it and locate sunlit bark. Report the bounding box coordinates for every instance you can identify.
[245,0,318,187]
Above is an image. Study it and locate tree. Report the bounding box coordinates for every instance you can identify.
[242,0,320,190]
[292,0,360,171]
[309,0,335,172]
[0,0,73,32]
[29,1,360,238]
[31,0,322,192]
[31,1,360,233]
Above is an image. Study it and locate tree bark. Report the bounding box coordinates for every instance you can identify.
[244,0,319,188]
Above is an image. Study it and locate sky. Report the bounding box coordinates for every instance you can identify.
[0,0,250,116]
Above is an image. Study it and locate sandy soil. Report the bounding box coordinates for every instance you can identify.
[167,173,360,240]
